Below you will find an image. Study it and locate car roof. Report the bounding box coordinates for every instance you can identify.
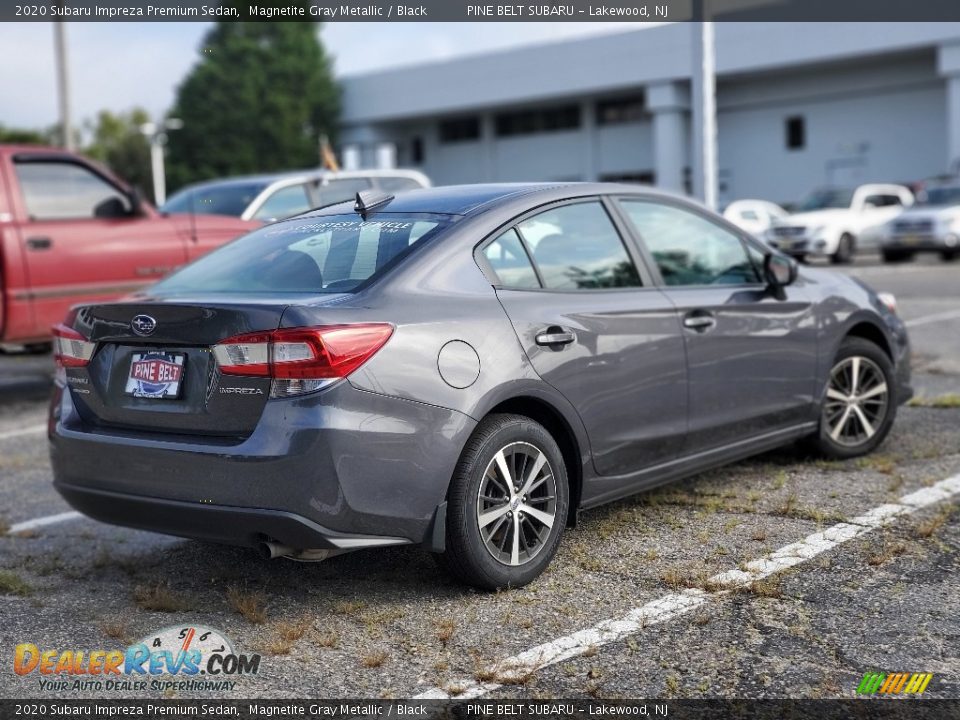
[301,182,683,219]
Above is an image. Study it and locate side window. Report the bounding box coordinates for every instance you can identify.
[316,178,372,207]
[516,202,641,291]
[15,161,130,220]
[253,184,311,221]
[483,229,540,289]
[620,200,761,287]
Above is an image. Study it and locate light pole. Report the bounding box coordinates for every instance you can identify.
[53,20,73,150]
[139,119,183,205]
[690,0,718,210]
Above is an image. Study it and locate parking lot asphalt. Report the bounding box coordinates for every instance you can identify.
[0,255,958,700]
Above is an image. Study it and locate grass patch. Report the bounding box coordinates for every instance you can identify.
[914,507,952,539]
[260,620,310,655]
[0,518,9,535]
[0,570,32,596]
[226,586,267,624]
[132,582,184,612]
[100,617,133,645]
[435,619,456,645]
[867,539,907,567]
[908,393,960,409]
[360,649,389,668]
[314,630,339,649]
[742,578,783,599]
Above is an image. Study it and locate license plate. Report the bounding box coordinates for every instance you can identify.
[903,235,920,245]
[125,352,186,399]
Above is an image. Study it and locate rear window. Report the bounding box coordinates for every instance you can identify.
[161,182,268,217]
[152,214,453,295]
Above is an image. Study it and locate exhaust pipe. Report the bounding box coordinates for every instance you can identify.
[259,541,294,559]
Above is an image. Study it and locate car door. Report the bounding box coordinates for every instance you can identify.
[615,197,818,452]
[10,156,188,339]
[857,192,906,249]
[479,198,688,478]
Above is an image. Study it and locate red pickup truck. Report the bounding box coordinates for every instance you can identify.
[0,145,256,345]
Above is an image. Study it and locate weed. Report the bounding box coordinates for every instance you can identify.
[315,630,339,649]
[914,507,952,539]
[226,586,267,624]
[0,570,32,596]
[132,582,184,612]
[436,618,456,645]
[908,394,960,408]
[361,650,389,668]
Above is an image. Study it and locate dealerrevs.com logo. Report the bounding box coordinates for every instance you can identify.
[14,626,260,693]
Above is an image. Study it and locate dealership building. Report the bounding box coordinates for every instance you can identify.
[338,22,960,207]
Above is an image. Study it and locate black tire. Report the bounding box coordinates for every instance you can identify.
[882,249,913,263]
[437,413,569,590]
[792,254,808,264]
[831,234,855,264]
[940,249,959,262]
[808,337,897,460]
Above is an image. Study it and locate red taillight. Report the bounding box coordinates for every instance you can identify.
[213,324,394,380]
[52,324,96,368]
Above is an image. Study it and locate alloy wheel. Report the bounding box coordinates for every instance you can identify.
[824,355,889,448]
[476,441,558,566]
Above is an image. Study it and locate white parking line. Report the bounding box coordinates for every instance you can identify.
[0,423,46,442]
[416,472,960,699]
[904,308,960,328]
[7,511,82,535]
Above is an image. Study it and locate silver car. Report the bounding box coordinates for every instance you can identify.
[50,183,911,590]
[160,168,431,223]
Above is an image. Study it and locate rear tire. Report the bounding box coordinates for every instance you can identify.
[437,414,569,590]
[831,234,855,264]
[882,249,913,263]
[808,338,897,460]
[941,249,959,262]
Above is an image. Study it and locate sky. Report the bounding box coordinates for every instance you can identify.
[0,22,640,131]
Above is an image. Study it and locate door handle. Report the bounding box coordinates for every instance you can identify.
[683,312,716,332]
[535,328,576,347]
[26,236,53,250]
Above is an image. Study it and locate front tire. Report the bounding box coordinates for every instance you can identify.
[941,249,959,262]
[831,234,855,264]
[438,414,569,590]
[809,338,897,459]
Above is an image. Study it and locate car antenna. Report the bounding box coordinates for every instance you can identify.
[354,190,394,220]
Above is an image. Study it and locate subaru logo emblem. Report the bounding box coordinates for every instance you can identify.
[131,314,157,336]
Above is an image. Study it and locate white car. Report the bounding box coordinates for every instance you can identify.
[723,200,788,239]
[161,169,432,223]
[767,184,914,263]
[880,180,960,262]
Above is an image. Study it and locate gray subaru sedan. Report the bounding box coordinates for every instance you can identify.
[49,184,912,590]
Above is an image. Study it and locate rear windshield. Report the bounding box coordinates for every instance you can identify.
[161,182,269,217]
[151,213,454,294]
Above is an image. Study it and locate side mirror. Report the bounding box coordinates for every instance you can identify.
[764,253,797,300]
[128,187,147,216]
[93,196,130,219]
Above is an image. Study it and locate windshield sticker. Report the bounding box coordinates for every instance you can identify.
[265,220,417,237]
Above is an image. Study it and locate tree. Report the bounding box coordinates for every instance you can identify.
[84,108,154,200]
[0,125,54,144]
[166,21,340,191]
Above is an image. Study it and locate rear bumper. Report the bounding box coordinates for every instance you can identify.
[50,380,476,548]
[54,482,411,550]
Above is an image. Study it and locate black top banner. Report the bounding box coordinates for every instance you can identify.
[4,0,960,22]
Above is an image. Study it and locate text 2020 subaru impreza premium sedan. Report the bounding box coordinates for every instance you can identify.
[49,184,912,589]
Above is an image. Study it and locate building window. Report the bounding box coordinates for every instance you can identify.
[596,96,646,125]
[495,105,581,137]
[411,137,424,165]
[439,117,481,143]
[786,116,805,150]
